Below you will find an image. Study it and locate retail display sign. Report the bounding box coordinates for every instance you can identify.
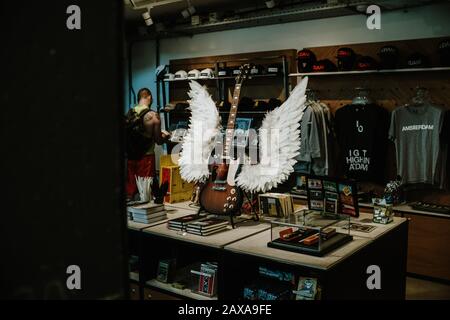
[306,175,359,218]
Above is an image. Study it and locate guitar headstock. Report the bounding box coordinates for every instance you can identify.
[236,63,254,84]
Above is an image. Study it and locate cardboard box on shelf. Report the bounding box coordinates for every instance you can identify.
[160,155,194,204]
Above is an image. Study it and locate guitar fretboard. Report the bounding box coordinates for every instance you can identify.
[223,83,241,158]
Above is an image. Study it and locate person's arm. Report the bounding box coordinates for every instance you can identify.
[143,111,170,145]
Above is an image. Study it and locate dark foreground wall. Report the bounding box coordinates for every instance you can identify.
[0,0,127,299]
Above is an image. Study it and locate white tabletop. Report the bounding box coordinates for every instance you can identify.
[143,217,270,249]
[334,212,407,240]
[224,230,371,270]
[224,213,407,270]
[164,201,201,212]
[127,219,152,231]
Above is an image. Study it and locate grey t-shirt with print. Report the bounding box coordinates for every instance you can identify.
[389,104,445,185]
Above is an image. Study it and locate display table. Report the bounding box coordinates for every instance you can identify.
[128,201,409,300]
[222,214,408,299]
[225,231,371,270]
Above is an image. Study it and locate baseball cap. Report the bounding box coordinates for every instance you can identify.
[164,73,175,81]
[255,100,269,111]
[156,65,167,80]
[238,97,255,111]
[267,63,283,74]
[337,47,356,71]
[312,59,337,72]
[174,70,188,79]
[187,69,201,79]
[250,64,264,75]
[355,56,378,71]
[199,68,214,79]
[174,102,190,111]
[297,49,317,73]
[378,45,399,69]
[268,98,282,109]
[406,53,429,68]
[231,66,241,76]
[217,67,231,77]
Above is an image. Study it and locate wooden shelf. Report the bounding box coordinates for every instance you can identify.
[146,279,217,300]
[165,110,270,115]
[163,73,280,82]
[289,66,450,77]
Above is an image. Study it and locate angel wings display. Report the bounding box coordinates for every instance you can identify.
[178,67,308,216]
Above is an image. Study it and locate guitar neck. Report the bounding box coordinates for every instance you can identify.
[223,83,242,158]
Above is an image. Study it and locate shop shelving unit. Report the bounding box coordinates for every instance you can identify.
[289,66,450,77]
[154,49,298,134]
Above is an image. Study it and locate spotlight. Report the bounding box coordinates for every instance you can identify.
[356,4,369,13]
[181,0,196,18]
[142,7,153,26]
[265,0,276,9]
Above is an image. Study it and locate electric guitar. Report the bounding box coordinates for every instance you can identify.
[199,64,253,216]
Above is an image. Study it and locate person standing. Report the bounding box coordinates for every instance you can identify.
[125,88,170,200]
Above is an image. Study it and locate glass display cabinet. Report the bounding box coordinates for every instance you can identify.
[267,209,353,256]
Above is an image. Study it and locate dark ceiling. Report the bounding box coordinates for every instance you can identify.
[123,0,441,40]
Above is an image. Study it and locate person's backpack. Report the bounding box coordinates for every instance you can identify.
[125,108,153,160]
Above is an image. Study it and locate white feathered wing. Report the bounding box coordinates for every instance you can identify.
[236,77,308,192]
[178,81,220,182]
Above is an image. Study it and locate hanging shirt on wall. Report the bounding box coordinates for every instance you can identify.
[335,104,390,183]
[310,101,331,176]
[295,105,321,174]
[389,104,445,186]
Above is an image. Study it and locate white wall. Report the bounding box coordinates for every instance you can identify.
[126,2,450,109]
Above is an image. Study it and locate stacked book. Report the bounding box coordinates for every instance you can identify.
[185,217,229,236]
[258,193,294,218]
[127,203,166,224]
[167,214,206,231]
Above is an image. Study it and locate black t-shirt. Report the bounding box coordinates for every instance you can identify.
[334,104,390,183]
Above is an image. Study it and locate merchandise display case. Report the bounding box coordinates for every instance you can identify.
[267,209,353,256]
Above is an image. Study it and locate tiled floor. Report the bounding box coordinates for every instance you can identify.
[406,277,450,300]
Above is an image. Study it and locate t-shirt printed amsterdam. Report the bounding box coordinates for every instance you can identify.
[334,104,390,182]
[389,104,445,185]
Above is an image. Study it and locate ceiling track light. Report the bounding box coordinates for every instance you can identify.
[181,0,196,18]
[356,4,369,13]
[265,0,276,9]
[142,6,153,26]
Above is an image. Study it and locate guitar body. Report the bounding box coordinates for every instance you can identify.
[198,63,252,216]
[199,162,243,216]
